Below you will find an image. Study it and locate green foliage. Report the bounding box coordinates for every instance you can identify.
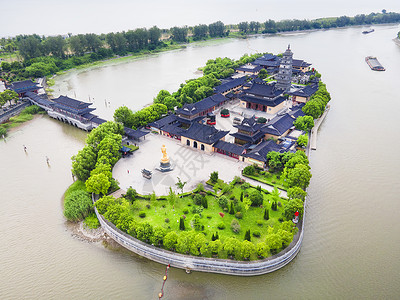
[252,230,261,238]
[284,198,304,221]
[294,115,314,131]
[297,134,308,148]
[230,219,241,233]
[151,226,166,246]
[179,217,185,230]
[256,242,270,258]
[223,237,241,257]
[167,187,176,207]
[195,183,205,193]
[139,211,146,218]
[175,177,187,194]
[244,229,251,241]
[248,189,263,207]
[210,171,219,183]
[264,208,269,220]
[243,165,256,176]
[217,195,228,208]
[64,189,93,222]
[229,202,235,215]
[258,68,268,79]
[235,212,243,219]
[125,187,138,202]
[287,187,307,201]
[217,222,226,230]
[85,172,111,196]
[193,194,204,205]
[241,240,255,260]
[191,214,203,231]
[21,105,43,115]
[284,163,312,189]
[164,231,178,250]
[94,195,115,215]
[84,213,100,229]
[265,231,283,254]
[201,197,208,209]
[257,117,267,123]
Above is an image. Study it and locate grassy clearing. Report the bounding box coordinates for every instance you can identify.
[64,180,87,199]
[128,182,288,244]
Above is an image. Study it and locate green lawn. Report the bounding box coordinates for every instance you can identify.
[127,182,289,245]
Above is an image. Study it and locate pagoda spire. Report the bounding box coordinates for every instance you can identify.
[275,45,293,92]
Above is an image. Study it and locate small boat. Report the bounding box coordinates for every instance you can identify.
[365,56,385,71]
[141,169,152,179]
[362,29,374,34]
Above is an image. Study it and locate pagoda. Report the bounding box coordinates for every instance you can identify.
[275,45,293,92]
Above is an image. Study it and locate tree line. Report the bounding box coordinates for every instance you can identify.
[1,10,399,82]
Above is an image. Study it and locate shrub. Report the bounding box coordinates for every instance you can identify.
[206,215,212,219]
[278,217,284,223]
[243,165,255,176]
[229,202,235,215]
[164,218,170,223]
[183,208,189,214]
[231,219,241,233]
[257,117,267,123]
[83,213,100,229]
[125,187,137,202]
[179,217,185,230]
[192,206,203,215]
[139,211,146,218]
[217,196,228,208]
[278,201,282,207]
[264,208,269,220]
[201,197,208,209]
[252,230,261,238]
[145,204,151,209]
[244,229,251,241]
[64,190,93,222]
[217,222,226,230]
[210,171,219,183]
[249,189,263,207]
[256,220,263,226]
[193,194,203,205]
[235,212,243,219]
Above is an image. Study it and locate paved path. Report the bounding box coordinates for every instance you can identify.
[241,176,288,198]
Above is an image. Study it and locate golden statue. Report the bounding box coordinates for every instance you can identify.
[161,144,169,164]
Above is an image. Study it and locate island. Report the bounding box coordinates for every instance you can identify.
[61,45,330,275]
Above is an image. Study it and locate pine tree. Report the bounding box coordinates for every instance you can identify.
[244,229,251,241]
[240,191,244,202]
[215,232,219,240]
[229,202,235,215]
[179,217,185,230]
[264,208,269,220]
[211,233,215,241]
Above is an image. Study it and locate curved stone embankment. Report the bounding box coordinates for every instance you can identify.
[93,195,306,276]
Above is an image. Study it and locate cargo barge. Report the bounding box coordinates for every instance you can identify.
[365,56,385,71]
[362,29,375,34]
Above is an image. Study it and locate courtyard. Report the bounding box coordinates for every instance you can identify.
[113,133,248,195]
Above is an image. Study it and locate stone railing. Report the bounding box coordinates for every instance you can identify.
[93,194,306,276]
[0,101,30,124]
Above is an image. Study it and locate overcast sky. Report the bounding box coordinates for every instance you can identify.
[1,0,400,37]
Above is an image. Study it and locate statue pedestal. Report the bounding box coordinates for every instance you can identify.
[156,160,174,172]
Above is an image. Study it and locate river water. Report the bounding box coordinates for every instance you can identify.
[1,24,400,299]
